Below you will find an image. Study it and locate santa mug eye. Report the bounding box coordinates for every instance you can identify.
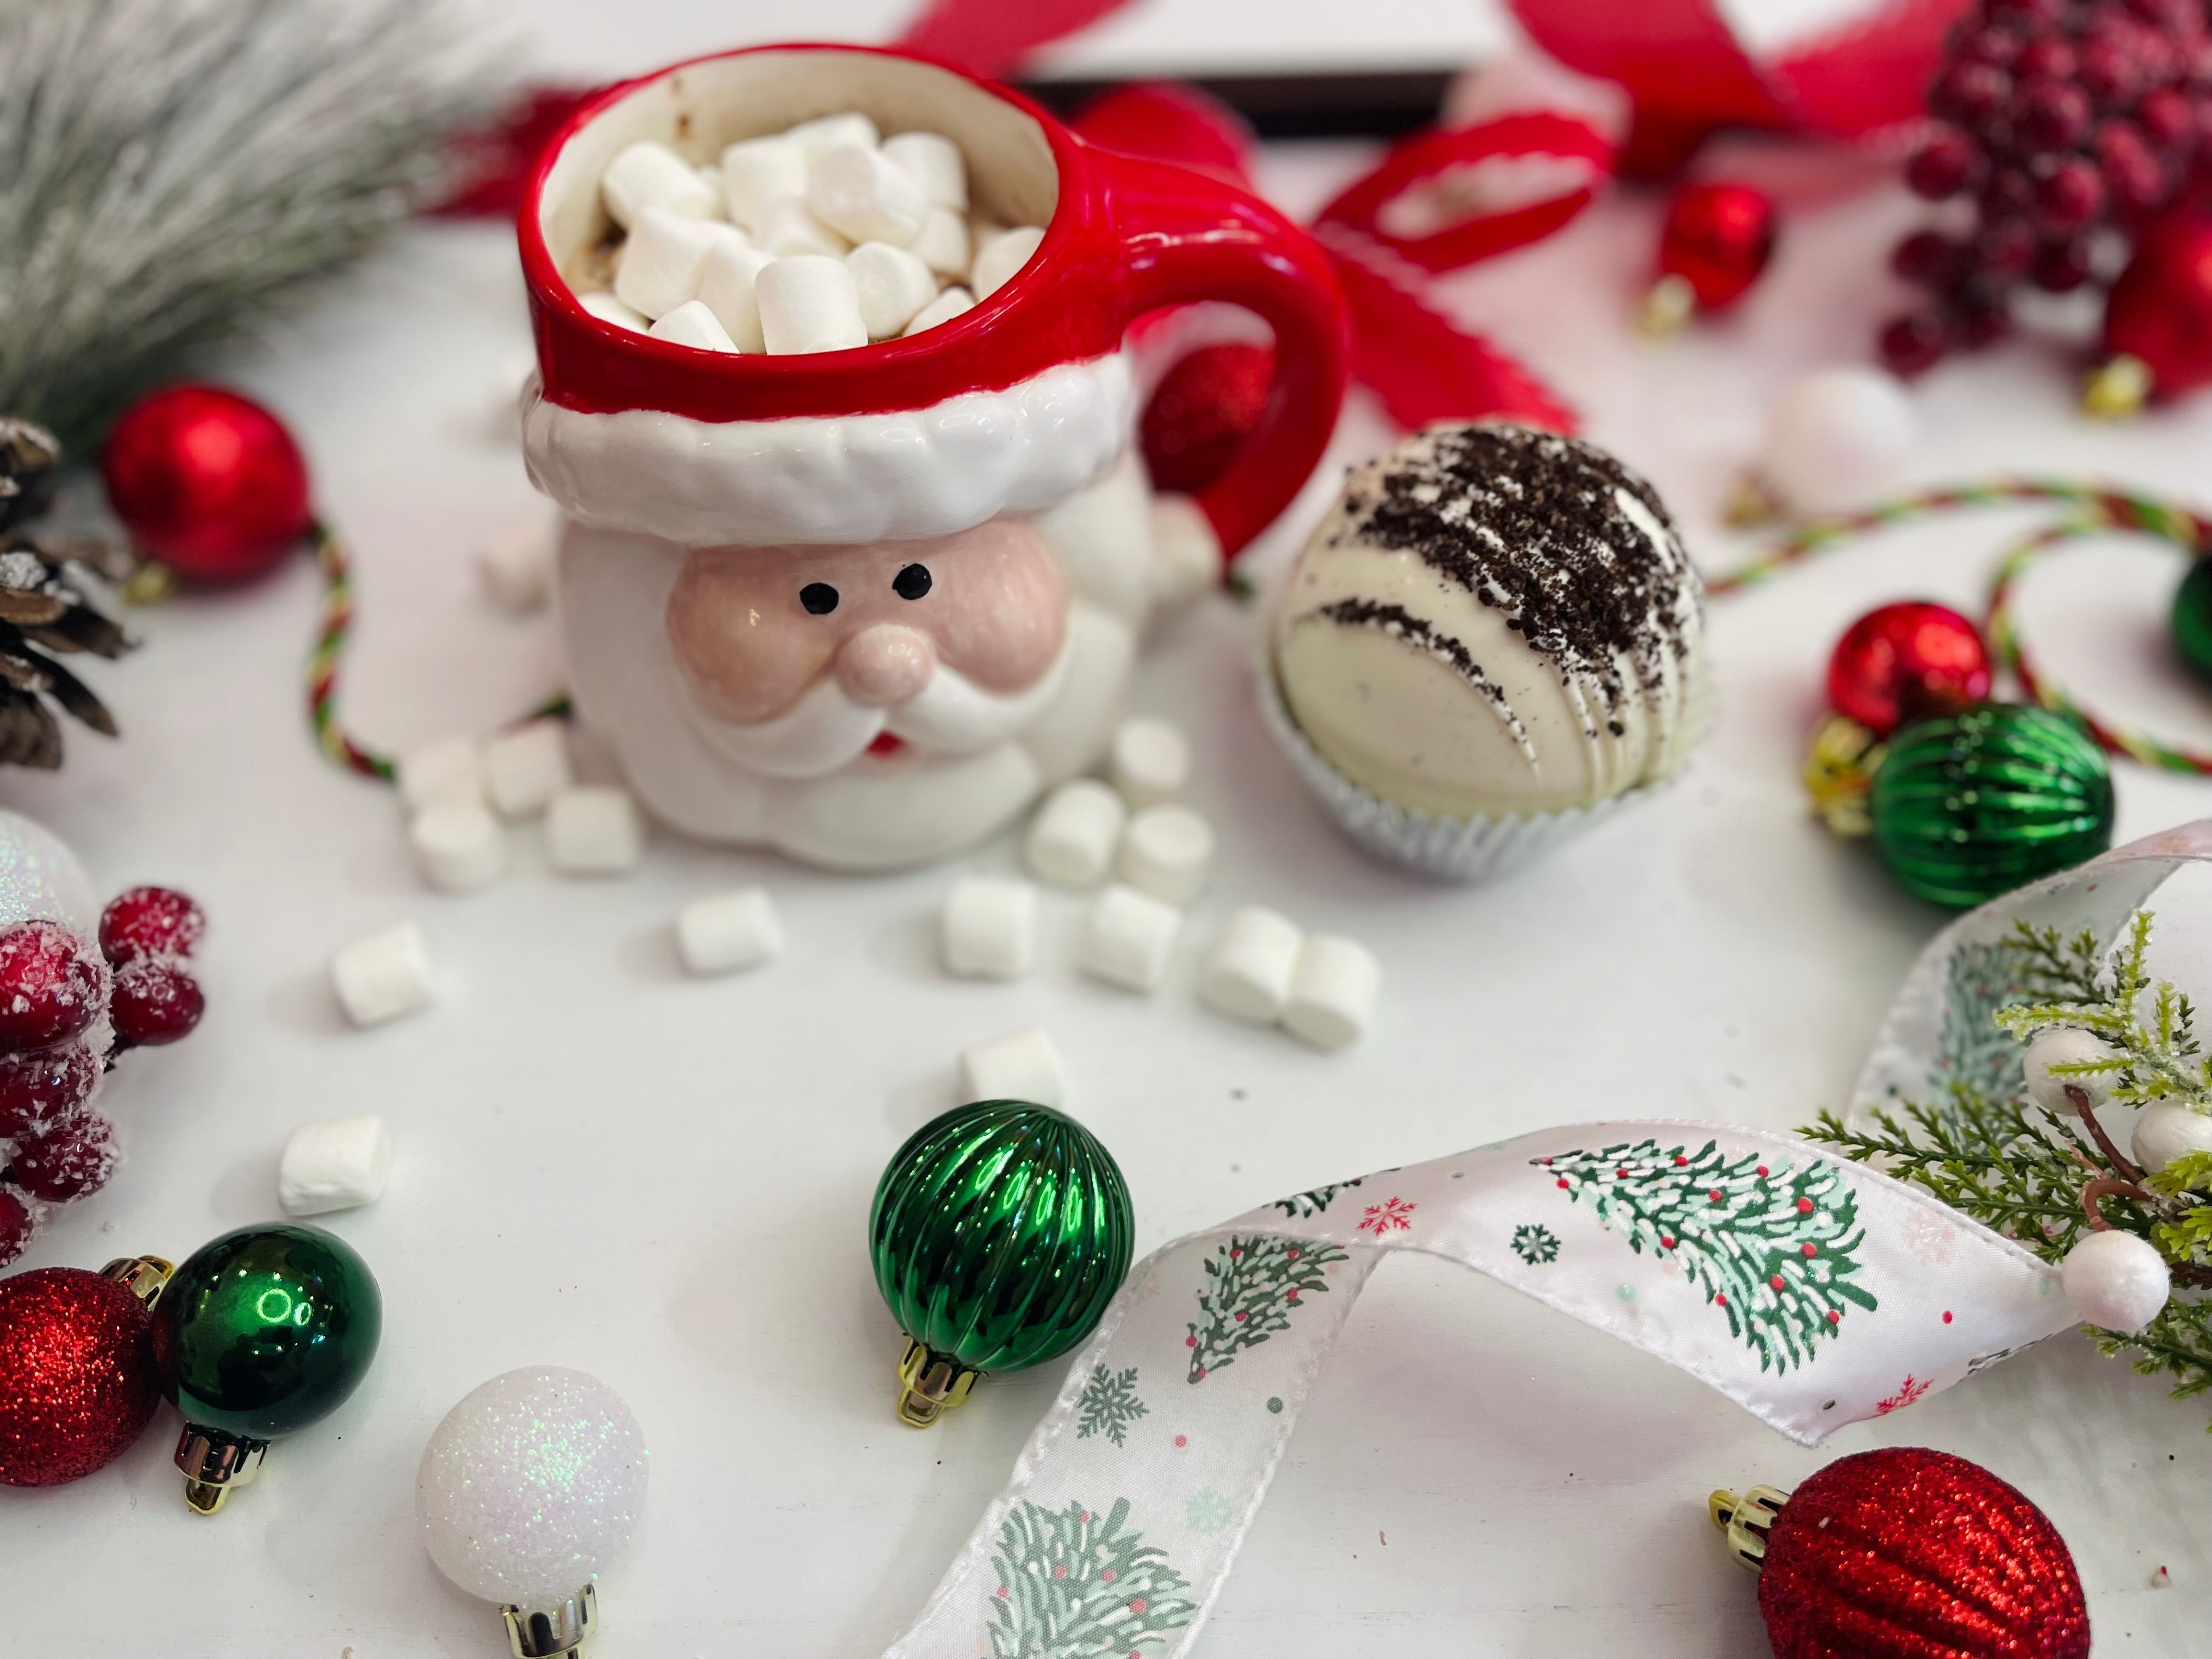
[800,583,839,616]
[893,563,933,601]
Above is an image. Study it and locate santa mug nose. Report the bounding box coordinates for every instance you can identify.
[837,624,936,706]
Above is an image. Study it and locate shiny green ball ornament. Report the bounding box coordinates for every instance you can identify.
[870,1099,1133,1428]
[2171,558,2212,684]
[1870,703,2114,911]
[153,1222,382,1513]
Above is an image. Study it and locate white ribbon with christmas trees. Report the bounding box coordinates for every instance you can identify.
[888,822,2212,1659]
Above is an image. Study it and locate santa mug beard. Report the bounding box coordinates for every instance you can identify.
[684,637,1076,779]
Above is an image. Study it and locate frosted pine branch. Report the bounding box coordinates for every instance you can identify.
[0,0,505,452]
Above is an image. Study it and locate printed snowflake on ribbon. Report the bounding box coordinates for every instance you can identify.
[1271,1178,1363,1218]
[1358,1196,1417,1234]
[1511,1224,1560,1265]
[1537,1139,1878,1373]
[1187,1234,1348,1384]
[1075,1365,1148,1448]
[1184,1489,1234,1534]
[987,1497,1195,1658]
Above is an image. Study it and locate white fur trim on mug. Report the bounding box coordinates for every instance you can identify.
[521,351,1134,548]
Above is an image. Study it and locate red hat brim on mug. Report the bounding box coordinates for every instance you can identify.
[518,46,1138,549]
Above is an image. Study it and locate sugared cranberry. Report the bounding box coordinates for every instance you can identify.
[0,922,108,1054]
[1933,61,2014,127]
[109,958,204,1049]
[2032,235,2097,292]
[1893,230,1965,289]
[0,1187,31,1267]
[98,886,206,964]
[1952,292,2015,348]
[10,1111,117,1202]
[2014,79,2091,151]
[1881,311,1951,377]
[2098,122,2170,216]
[0,1043,98,1139]
[2138,87,2197,151]
[1976,218,2038,279]
[1956,26,2024,70]
[2079,38,2142,109]
[1907,130,1981,200]
[2013,37,2076,82]
[1979,164,2038,223]
[2036,160,2107,232]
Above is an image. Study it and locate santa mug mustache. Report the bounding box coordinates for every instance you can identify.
[518,45,1347,870]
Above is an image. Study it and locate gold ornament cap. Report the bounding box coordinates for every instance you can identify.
[100,1255,174,1307]
[896,1338,979,1429]
[175,1426,268,1515]
[1708,1483,1791,1570]
[2083,353,2152,419]
[505,1583,597,1659]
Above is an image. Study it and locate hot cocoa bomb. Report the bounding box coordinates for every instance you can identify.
[1271,421,1708,820]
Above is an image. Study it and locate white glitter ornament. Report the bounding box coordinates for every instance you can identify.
[0,809,95,933]
[2059,1228,2171,1333]
[417,1367,648,1656]
[1750,366,1918,521]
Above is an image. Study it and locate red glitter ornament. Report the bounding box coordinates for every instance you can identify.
[101,386,313,585]
[2090,208,2212,413]
[1716,1447,2090,1659]
[1826,602,1994,737]
[1649,182,1778,325]
[0,1261,168,1486]
[1138,342,1275,495]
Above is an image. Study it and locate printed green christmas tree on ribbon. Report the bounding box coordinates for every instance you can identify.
[1187,1234,1348,1384]
[1938,939,2030,1104]
[988,1496,1195,1658]
[1537,1138,1877,1373]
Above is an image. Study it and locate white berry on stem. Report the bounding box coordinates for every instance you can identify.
[2130,1101,2212,1176]
[2023,1027,2117,1116]
[2061,1228,2171,1333]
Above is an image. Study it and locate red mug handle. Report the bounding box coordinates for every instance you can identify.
[1090,149,1350,561]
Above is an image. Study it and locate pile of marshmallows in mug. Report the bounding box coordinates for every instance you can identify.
[578,113,1043,353]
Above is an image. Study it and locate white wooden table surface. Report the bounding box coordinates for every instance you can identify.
[6,117,2212,1658]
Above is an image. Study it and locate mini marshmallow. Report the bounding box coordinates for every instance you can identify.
[546,785,645,876]
[719,136,810,230]
[1118,804,1214,906]
[331,921,434,1028]
[279,1114,393,1217]
[972,225,1046,298]
[757,255,868,355]
[883,131,968,210]
[754,197,851,258]
[579,290,648,332]
[903,285,975,337]
[807,143,931,247]
[647,299,740,353]
[601,140,719,228]
[1109,717,1190,806]
[695,163,726,216]
[483,720,572,820]
[910,207,972,277]
[787,111,881,154]
[675,887,784,976]
[960,1027,1065,1109]
[1283,934,1380,1051]
[1149,494,1221,613]
[1199,906,1304,1025]
[396,734,483,813]
[1078,883,1182,994]
[941,876,1038,980]
[847,241,938,339]
[409,800,507,893]
[1026,778,1127,887]
[615,207,747,320]
[697,241,775,352]
[477,517,558,613]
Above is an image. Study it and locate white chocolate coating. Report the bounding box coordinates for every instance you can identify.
[1271,422,1709,819]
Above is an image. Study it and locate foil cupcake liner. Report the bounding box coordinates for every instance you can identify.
[1256,654,1667,882]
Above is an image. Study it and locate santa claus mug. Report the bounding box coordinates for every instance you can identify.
[517,45,1348,870]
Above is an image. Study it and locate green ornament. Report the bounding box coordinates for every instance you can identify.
[2172,558,2212,684]
[1870,702,2114,911]
[870,1099,1133,1427]
[154,1222,382,1513]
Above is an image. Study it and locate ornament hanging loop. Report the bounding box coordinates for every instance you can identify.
[1708,1483,1790,1570]
[99,1255,173,1308]
[504,1583,597,1659]
[175,1425,267,1515]
[896,1339,978,1429]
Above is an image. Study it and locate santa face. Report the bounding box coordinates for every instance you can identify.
[665,518,1071,779]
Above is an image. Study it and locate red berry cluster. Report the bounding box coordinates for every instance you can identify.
[0,888,205,1267]
[1883,0,2212,376]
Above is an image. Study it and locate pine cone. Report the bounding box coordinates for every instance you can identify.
[0,420,61,533]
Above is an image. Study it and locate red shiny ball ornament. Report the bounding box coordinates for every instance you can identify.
[0,1266,163,1486]
[0,1190,32,1269]
[1827,602,1993,737]
[1657,182,1778,309]
[101,386,312,584]
[1757,1447,2089,1659]
[98,885,205,965]
[2102,211,2212,403]
[1139,342,1274,495]
[109,958,204,1049]
[10,1111,118,1203]
[0,922,108,1054]
[0,1043,99,1141]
